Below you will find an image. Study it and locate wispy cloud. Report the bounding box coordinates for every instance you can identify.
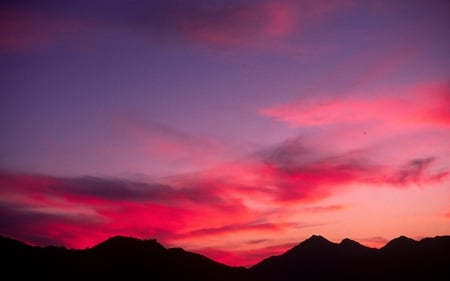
[385,157,449,186]
[116,117,229,168]
[260,81,450,128]
[0,0,349,53]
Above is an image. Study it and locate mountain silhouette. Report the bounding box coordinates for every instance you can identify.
[0,235,250,281]
[250,235,377,280]
[250,235,450,281]
[1,234,449,281]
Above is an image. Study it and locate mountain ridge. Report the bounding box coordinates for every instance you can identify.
[1,234,449,280]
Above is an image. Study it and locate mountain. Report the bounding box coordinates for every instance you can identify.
[250,235,450,281]
[1,235,449,281]
[250,235,377,281]
[0,235,251,281]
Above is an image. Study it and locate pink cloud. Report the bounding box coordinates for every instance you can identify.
[115,117,231,171]
[260,81,450,128]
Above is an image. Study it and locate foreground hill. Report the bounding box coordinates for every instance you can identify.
[0,235,250,281]
[1,234,449,280]
[250,235,450,281]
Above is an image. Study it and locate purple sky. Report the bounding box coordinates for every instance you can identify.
[1,0,449,266]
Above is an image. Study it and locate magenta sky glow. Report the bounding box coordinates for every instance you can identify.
[0,0,449,266]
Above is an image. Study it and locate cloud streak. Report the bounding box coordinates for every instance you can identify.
[385,157,449,187]
[260,81,450,128]
[0,0,349,53]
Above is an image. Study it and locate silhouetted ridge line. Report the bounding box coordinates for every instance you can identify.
[91,235,166,254]
[0,235,250,281]
[250,235,450,281]
[380,235,417,251]
[1,234,449,281]
[300,234,333,246]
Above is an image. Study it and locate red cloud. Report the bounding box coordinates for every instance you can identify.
[0,147,447,264]
[0,172,255,251]
[0,163,318,253]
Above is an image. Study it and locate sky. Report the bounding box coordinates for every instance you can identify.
[0,0,449,267]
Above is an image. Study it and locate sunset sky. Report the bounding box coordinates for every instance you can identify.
[1,0,449,266]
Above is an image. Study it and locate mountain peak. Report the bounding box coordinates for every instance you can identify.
[340,238,357,245]
[338,238,376,255]
[95,235,140,246]
[381,235,417,251]
[91,235,165,252]
[286,234,334,254]
[339,238,365,247]
[306,234,329,242]
[388,235,416,244]
[302,234,333,245]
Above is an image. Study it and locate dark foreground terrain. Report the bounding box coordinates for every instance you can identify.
[1,234,449,280]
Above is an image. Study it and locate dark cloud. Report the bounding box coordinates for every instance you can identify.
[0,171,240,210]
[55,176,173,202]
[261,138,315,170]
[255,139,381,202]
[261,137,376,175]
[386,157,449,186]
[0,200,103,247]
[259,138,449,198]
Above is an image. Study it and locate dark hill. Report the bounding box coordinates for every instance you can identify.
[250,235,450,281]
[1,234,449,281]
[250,235,378,281]
[0,235,251,281]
